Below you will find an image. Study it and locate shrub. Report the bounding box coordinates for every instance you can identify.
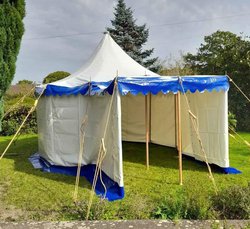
[1,105,37,136]
[115,194,153,219]
[60,199,108,220]
[211,184,250,219]
[43,71,70,84]
[152,191,210,220]
[228,111,237,133]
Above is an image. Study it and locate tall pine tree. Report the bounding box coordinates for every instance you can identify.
[0,0,25,129]
[107,0,159,72]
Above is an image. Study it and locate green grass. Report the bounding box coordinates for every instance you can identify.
[0,133,249,220]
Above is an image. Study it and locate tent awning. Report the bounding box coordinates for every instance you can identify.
[41,75,229,96]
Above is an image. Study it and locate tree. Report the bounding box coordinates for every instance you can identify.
[184,30,250,131]
[0,0,25,129]
[159,53,195,76]
[43,71,70,84]
[17,79,33,85]
[107,0,159,72]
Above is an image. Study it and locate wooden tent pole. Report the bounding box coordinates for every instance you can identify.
[176,91,183,185]
[145,94,149,170]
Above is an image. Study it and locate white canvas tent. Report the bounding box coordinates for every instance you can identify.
[36,33,230,200]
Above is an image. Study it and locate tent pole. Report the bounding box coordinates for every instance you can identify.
[145,94,149,170]
[149,93,152,142]
[176,91,183,185]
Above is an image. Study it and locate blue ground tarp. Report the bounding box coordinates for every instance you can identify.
[29,153,124,201]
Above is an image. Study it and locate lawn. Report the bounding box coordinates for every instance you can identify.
[0,133,249,221]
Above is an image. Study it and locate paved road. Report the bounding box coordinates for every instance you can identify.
[0,220,249,229]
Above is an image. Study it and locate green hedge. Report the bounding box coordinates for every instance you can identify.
[1,105,37,136]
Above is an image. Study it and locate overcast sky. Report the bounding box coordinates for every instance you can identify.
[14,0,250,83]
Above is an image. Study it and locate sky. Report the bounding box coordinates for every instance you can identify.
[14,0,250,83]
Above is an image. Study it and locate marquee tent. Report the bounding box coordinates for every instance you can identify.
[35,32,233,201]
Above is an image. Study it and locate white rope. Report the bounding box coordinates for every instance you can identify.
[1,86,36,121]
[86,79,117,220]
[73,115,88,202]
[178,77,218,194]
[73,80,92,202]
[229,126,250,149]
[227,75,250,103]
[0,88,45,161]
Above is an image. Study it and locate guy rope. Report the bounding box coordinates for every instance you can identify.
[1,85,36,121]
[73,80,91,203]
[0,86,45,161]
[178,77,218,194]
[226,75,250,148]
[86,79,117,220]
[226,75,250,103]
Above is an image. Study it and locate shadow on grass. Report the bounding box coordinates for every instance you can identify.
[0,135,83,187]
[122,141,224,174]
[0,135,223,187]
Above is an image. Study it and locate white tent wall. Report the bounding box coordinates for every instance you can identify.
[151,93,176,147]
[121,94,146,142]
[37,91,123,187]
[120,90,229,168]
[182,91,229,167]
[37,96,84,166]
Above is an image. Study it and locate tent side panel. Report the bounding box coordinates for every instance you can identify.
[121,94,146,142]
[180,94,194,155]
[101,91,123,187]
[151,93,176,147]
[37,96,54,161]
[182,91,229,167]
[39,95,81,166]
[82,93,123,187]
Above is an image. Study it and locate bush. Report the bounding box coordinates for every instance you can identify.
[43,71,70,84]
[211,184,250,219]
[1,105,37,136]
[152,191,210,220]
[228,111,237,132]
[115,193,153,219]
[60,199,108,220]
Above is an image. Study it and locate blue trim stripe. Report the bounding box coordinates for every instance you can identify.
[39,75,230,97]
[45,84,89,96]
[180,76,230,93]
[29,153,124,201]
[118,76,179,95]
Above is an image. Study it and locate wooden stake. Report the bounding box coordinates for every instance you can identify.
[176,92,183,185]
[145,94,150,170]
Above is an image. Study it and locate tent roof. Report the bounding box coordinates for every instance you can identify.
[38,33,230,96]
[50,32,158,88]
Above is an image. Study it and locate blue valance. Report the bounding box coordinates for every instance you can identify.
[40,75,229,96]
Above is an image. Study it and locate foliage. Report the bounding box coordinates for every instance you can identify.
[17,79,33,85]
[4,83,35,100]
[61,199,108,220]
[107,0,159,72]
[1,80,36,136]
[0,0,25,130]
[43,71,70,84]
[228,112,237,133]
[1,105,37,136]
[184,30,250,131]
[152,190,210,220]
[211,183,250,219]
[159,54,195,76]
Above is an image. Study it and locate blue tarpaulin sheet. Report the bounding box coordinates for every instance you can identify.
[29,153,124,201]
